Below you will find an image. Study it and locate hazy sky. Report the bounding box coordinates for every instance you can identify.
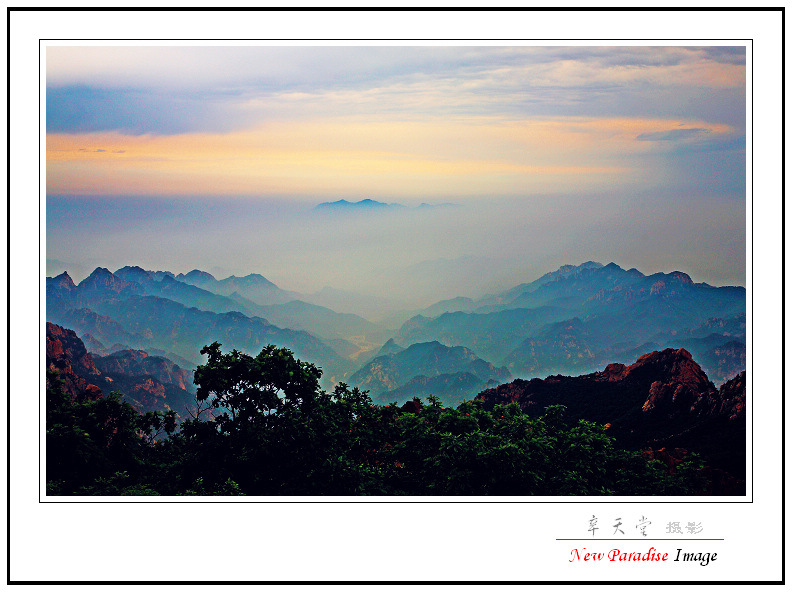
[46,45,746,305]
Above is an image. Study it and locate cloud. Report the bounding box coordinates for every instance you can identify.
[46,46,746,136]
[636,128,711,141]
[45,46,746,201]
[46,85,247,135]
[46,46,745,91]
[45,114,739,199]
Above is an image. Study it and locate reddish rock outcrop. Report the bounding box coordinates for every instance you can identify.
[650,280,666,295]
[638,348,715,418]
[46,323,195,417]
[401,399,422,413]
[46,322,103,400]
[478,348,717,424]
[476,348,746,483]
[711,370,746,422]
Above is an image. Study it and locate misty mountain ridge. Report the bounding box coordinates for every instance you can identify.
[394,261,745,385]
[47,260,745,403]
[46,267,356,384]
[348,340,511,406]
[465,261,733,314]
[175,269,299,306]
[113,266,390,357]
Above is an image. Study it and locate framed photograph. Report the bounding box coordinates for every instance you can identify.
[8,6,783,585]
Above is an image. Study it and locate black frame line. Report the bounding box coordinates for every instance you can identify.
[4,6,787,12]
[8,5,780,586]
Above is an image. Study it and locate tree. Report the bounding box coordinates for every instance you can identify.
[47,344,719,496]
[193,342,322,433]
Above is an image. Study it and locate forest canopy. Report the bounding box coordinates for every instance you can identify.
[47,342,708,496]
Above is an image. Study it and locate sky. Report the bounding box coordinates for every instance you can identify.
[46,45,746,307]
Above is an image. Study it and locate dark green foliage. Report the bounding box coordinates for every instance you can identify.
[46,345,717,496]
[46,369,174,494]
[194,341,322,428]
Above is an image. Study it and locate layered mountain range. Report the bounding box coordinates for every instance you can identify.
[47,267,356,383]
[394,261,745,386]
[46,261,746,408]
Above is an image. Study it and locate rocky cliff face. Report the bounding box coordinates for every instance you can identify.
[46,322,103,400]
[479,348,713,418]
[716,370,746,421]
[476,348,746,479]
[46,323,196,417]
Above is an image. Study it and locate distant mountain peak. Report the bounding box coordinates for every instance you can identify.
[51,271,76,289]
[669,271,693,285]
[181,269,217,283]
[223,273,279,290]
[314,198,392,211]
[314,199,454,212]
[53,270,73,280]
[78,267,140,294]
[116,265,148,274]
[86,266,113,279]
[556,261,603,274]
[114,266,153,283]
[565,261,602,269]
[539,261,604,281]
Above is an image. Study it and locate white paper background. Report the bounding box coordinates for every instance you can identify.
[7,6,783,586]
